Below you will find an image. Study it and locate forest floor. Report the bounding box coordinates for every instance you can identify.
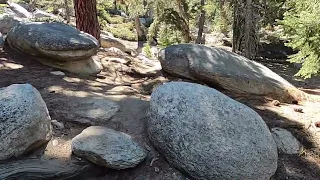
[1,42,320,179]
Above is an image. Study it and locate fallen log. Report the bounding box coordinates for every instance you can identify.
[0,158,94,180]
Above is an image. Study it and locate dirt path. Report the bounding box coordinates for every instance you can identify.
[1,44,320,179]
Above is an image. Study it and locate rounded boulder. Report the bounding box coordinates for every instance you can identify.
[0,84,52,160]
[6,22,99,61]
[147,82,278,180]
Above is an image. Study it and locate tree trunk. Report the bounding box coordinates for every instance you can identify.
[74,0,100,42]
[134,17,146,41]
[176,0,191,42]
[244,0,255,59]
[196,0,205,44]
[134,17,146,54]
[64,0,70,24]
[114,0,117,10]
[29,0,37,11]
[232,1,241,52]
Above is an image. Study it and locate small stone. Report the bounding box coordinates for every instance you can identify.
[292,100,299,105]
[52,139,59,146]
[150,157,159,167]
[72,126,147,169]
[272,100,281,106]
[50,71,65,76]
[51,120,65,129]
[294,107,303,113]
[145,144,151,151]
[272,128,300,154]
[315,121,320,128]
[154,167,160,172]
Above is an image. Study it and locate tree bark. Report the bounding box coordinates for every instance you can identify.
[176,0,191,42]
[134,17,146,42]
[64,0,70,24]
[114,0,117,10]
[196,0,205,44]
[0,159,95,179]
[29,0,37,11]
[244,0,254,58]
[232,1,241,52]
[134,17,146,54]
[74,0,100,42]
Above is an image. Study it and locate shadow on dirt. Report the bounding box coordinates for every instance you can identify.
[1,44,320,180]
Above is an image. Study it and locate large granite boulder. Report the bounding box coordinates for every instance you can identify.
[0,14,26,34]
[100,34,129,53]
[33,9,58,19]
[8,2,31,18]
[148,82,278,180]
[6,22,101,75]
[0,84,52,160]
[158,44,307,102]
[72,126,147,169]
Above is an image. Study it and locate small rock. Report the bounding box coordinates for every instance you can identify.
[72,126,147,169]
[272,100,281,106]
[292,100,299,105]
[294,107,303,113]
[154,167,160,172]
[100,35,127,52]
[50,71,65,76]
[71,97,119,124]
[315,121,320,128]
[106,86,137,95]
[51,120,65,129]
[144,144,151,151]
[150,157,159,167]
[52,139,59,146]
[272,127,300,154]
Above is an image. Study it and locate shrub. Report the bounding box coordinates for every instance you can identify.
[157,25,182,48]
[104,23,137,41]
[280,0,320,78]
[142,44,152,58]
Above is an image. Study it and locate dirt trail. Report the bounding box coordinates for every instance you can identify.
[1,44,320,179]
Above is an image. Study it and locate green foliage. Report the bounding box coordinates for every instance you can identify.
[212,1,232,35]
[280,0,320,78]
[157,24,182,48]
[142,44,152,58]
[104,23,137,41]
[97,0,113,10]
[0,4,8,14]
[98,7,125,24]
[261,0,286,26]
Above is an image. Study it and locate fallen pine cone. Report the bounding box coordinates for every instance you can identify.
[294,107,303,113]
[272,100,281,106]
[292,100,298,105]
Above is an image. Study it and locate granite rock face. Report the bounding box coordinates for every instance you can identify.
[6,22,102,75]
[148,82,278,180]
[0,84,52,160]
[158,44,307,102]
[72,126,147,169]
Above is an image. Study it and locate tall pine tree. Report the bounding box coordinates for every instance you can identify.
[281,0,320,78]
[74,0,100,41]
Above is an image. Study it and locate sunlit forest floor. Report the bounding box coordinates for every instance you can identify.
[1,41,320,179]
